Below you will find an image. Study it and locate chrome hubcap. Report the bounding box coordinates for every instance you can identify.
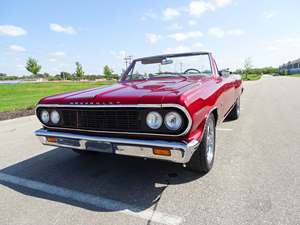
[206,119,215,165]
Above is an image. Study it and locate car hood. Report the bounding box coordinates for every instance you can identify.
[39,77,209,105]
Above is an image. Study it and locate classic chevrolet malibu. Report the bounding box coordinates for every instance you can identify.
[35,52,242,173]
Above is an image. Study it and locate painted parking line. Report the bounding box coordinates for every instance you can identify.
[216,128,233,131]
[0,172,183,225]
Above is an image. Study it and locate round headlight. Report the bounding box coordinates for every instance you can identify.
[146,111,162,129]
[165,112,182,130]
[50,110,60,124]
[40,110,50,124]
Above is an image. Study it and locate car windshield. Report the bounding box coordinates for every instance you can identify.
[125,53,212,80]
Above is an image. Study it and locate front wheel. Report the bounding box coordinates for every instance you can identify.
[186,113,216,174]
[227,97,240,120]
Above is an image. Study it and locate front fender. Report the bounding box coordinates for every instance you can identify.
[185,106,217,142]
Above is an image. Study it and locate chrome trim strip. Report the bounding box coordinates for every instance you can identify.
[35,104,192,137]
[36,104,163,108]
[35,128,199,163]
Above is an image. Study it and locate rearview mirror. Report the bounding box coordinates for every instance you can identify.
[161,58,173,65]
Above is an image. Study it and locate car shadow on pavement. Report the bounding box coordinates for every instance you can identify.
[0,148,204,212]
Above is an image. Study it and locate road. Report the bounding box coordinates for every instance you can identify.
[0,76,299,225]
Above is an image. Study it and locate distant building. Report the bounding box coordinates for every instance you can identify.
[279,58,300,75]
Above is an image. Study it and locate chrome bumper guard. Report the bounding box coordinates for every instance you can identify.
[35,129,199,163]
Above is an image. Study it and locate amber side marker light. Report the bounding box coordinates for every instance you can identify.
[47,137,57,143]
[153,148,171,156]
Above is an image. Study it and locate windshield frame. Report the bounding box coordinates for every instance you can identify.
[120,52,213,82]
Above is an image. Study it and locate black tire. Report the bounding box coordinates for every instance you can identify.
[186,113,216,173]
[226,97,240,121]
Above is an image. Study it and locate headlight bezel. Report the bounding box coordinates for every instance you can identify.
[144,109,187,133]
[38,108,62,126]
[50,110,61,125]
[146,111,163,129]
[40,110,50,124]
[164,111,183,131]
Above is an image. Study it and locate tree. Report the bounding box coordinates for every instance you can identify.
[243,57,253,80]
[60,71,73,80]
[103,65,113,80]
[75,62,84,79]
[26,57,41,76]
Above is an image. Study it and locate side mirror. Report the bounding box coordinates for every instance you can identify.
[219,69,230,77]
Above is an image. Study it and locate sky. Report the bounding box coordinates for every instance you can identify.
[0,0,299,76]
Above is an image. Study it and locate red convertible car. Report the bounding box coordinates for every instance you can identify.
[35,52,242,173]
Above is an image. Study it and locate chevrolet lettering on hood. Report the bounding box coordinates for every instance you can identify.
[35,52,243,174]
[69,101,122,105]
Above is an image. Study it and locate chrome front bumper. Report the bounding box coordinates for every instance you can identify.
[35,129,199,163]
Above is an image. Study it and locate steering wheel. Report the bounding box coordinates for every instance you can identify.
[183,68,201,74]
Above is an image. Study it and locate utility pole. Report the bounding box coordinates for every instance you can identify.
[124,55,132,69]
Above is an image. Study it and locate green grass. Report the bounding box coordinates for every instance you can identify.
[0,81,115,112]
[290,74,300,77]
[241,74,262,81]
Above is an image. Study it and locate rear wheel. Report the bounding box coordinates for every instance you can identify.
[227,97,240,120]
[186,113,216,173]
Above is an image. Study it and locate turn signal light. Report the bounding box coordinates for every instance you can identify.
[47,137,57,143]
[153,148,171,156]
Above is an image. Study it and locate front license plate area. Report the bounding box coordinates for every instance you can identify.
[85,141,113,153]
[57,138,80,147]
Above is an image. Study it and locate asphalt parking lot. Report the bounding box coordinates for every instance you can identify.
[0,76,299,225]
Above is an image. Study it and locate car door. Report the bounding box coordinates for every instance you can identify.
[212,59,235,119]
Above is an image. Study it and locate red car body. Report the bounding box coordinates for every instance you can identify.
[35,52,242,172]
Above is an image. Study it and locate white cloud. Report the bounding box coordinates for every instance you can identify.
[208,27,225,38]
[146,33,162,44]
[189,1,215,17]
[188,0,233,17]
[188,20,198,26]
[49,23,76,35]
[49,58,57,62]
[168,23,183,31]
[163,8,181,20]
[147,0,233,22]
[9,45,26,52]
[208,27,243,38]
[168,31,203,41]
[214,0,232,8]
[50,51,66,57]
[164,46,191,54]
[189,31,204,38]
[0,25,27,36]
[168,33,187,42]
[263,10,277,19]
[227,29,244,36]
